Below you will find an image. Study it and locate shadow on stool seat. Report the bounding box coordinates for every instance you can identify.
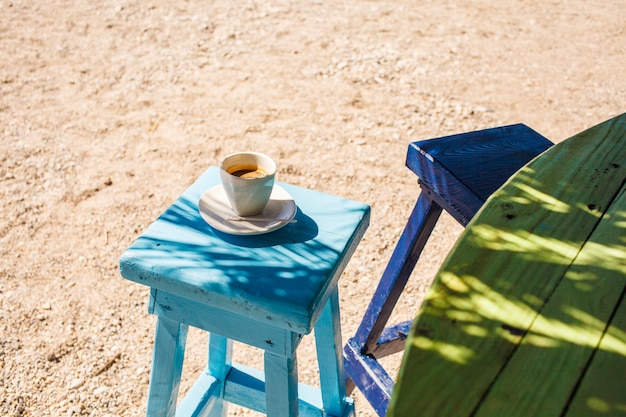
[120,167,370,417]
[343,124,553,416]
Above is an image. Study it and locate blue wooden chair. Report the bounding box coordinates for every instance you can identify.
[342,124,554,416]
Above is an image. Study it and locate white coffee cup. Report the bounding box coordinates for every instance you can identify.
[219,152,276,216]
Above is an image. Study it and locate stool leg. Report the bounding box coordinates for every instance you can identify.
[264,352,299,417]
[146,316,189,417]
[315,286,351,416]
[175,333,233,416]
[207,334,232,417]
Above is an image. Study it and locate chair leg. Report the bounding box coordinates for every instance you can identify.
[343,339,395,417]
[353,192,442,354]
[264,352,299,417]
[343,192,442,416]
[146,316,189,417]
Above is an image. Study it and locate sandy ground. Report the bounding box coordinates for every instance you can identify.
[1,0,624,415]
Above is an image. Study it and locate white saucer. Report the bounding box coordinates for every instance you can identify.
[198,184,297,235]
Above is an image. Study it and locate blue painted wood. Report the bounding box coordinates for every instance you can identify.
[223,363,354,417]
[373,319,411,357]
[343,339,394,417]
[406,123,552,225]
[147,316,189,417]
[265,353,299,416]
[343,124,554,416]
[174,361,340,417]
[120,166,370,334]
[177,333,231,417]
[149,289,303,357]
[207,334,231,417]
[120,167,368,417]
[352,194,442,351]
[344,192,442,415]
[176,370,220,417]
[314,287,352,417]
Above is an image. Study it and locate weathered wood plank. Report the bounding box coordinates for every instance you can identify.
[563,185,626,417]
[475,182,626,416]
[564,298,626,416]
[387,113,626,417]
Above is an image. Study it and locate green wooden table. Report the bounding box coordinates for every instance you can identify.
[388,113,626,417]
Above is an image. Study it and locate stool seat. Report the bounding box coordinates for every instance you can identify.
[343,124,553,416]
[120,166,370,417]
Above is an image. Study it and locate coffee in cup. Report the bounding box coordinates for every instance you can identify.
[219,152,276,216]
[227,166,269,179]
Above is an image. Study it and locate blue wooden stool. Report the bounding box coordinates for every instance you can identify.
[120,166,370,417]
[343,124,553,416]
